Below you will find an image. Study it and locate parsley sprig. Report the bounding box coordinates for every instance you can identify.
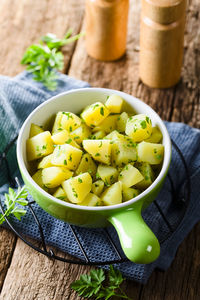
[21,29,83,91]
[71,265,133,299]
[0,186,28,225]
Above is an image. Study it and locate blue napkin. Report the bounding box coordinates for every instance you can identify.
[0,72,200,284]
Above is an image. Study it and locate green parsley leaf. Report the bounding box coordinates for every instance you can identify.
[0,186,28,225]
[21,30,83,90]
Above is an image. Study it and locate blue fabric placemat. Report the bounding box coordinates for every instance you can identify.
[0,71,200,284]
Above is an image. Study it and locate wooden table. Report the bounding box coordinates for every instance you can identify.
[0,0,199,299]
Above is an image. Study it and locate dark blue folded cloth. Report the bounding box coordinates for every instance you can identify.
[0,72,200,283]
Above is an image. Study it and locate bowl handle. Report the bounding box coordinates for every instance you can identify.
[108,201,160,264]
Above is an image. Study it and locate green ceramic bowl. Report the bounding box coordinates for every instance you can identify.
[17,88,171,264]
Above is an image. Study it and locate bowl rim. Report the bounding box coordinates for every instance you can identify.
[17,87,172,212]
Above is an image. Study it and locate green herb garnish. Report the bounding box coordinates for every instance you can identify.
[0,186,28,225]
[21,29,83,91]
[71,265,132,300]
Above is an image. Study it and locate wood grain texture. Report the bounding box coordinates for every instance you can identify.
[0,0,200,299]
[0,229,16,292]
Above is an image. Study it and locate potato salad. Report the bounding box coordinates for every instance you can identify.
[26,95,164,206]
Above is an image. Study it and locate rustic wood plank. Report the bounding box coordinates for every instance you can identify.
[0,0,84,76]
[0,229,16,292]
[0,0,85,294]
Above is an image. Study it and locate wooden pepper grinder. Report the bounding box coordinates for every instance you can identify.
[85,0,129,61]
[139,0,187,88]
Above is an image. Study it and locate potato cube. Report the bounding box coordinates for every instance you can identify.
[116,112,129,133]
[122,187,140,201]
[125,114,152,142]
[135,162,155,190]
[92,180,105,196]
[105,94,123,113]
[38,154,53,169]
[111,134,137,166]
[62,172,92,203]
[144,127,163,143]
[80,193,101,206]
[83,139,112,165]
[53,187,68,201]
[81,102,110,127]
[75,153,97,178]
[60,112,82,132]
[42,167,73,188]
[70,124,91,144]
[29,123,44,138]
[137,142,164,165]
[97,165,118,185]
[90,130,106,140]
[32,169,47,191]
[92,115,118,134]
[52,112,63,134]
[51,130,80,148]
[119,164,144,188]
[51,144,82,170]
[101,182,122,206]
[27,131,54,161]
[52,112,82,134]
[104,130,120,140]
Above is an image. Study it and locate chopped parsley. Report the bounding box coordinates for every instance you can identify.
[78,178,83,183]
[85,157,89,162]
[68,154,72,162]
[72,188,78,198]
[156,154,162,160]
[99,141,103,148]
[95,153,100,157]
[100,107,104,116]
[140,120,147,129]
[69,126,73,132]
[64,159,67,165]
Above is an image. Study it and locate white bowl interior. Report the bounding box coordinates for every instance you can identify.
[17,88,171,211]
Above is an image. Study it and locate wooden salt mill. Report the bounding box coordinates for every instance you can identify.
[139,0,187,88]
[85,0,129,61]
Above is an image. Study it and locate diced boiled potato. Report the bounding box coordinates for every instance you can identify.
[119,164,144,188]
[75,153,97,178]
[145,126,163,143]
[92,180,105,196]
[104,130,120,140]
[111,134,138,166]
[27,131,54,161]
[32,169,47,191]
[81,102,109,127]
[53,187,68,201]
[42,167,73,188]
[51,130,80,148]
[52,112,82,134]
[97,165,118,185]
[105,94,123,113]
[60,112,82,132]
[101,181,122,206]
[135,162,155,190]
[90,130,106,140]
[92,115,118,133]
[62,172,92,203]
[51,144,82,170]
[125,114,152,142]
[116,112,129,132]
[52,112,63,134]
[122,187,140,201]
[137,142,164,165]
[83,139,112,165]
[80,193,101,206]
[29,123,44,138]
[70,124,91,144]
[38,154,53,169]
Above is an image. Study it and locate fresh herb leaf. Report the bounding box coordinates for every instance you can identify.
[71,266,132,300]
[0,186,28,225]
[21,30,83,90]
